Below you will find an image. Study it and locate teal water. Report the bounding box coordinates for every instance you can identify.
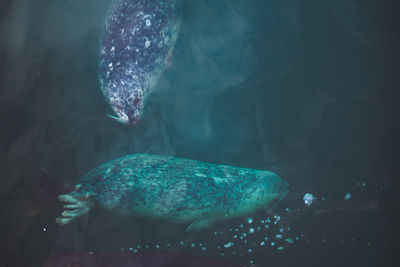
[0,0,399,266]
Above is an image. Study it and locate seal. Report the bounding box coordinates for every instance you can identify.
[99,0,182,125]
[56,154,289,231]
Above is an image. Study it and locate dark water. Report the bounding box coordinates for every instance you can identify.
[0,0,399,266]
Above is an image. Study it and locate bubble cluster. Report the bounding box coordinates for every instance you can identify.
[116,213,302,266]
[112,187,382,266]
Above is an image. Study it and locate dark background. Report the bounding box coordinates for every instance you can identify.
[0,0,399,266]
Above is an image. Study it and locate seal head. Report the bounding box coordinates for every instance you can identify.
[99,0,182,125]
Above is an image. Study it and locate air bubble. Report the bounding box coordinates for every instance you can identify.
[303,193,315,206]
[273,215,281,224]
[285,238,294,244]
[224,242,234,248]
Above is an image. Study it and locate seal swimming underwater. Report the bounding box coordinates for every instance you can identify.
[56,154,289,231]
[99,0,182,125]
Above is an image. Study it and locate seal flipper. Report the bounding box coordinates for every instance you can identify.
[56,192,94,225]
[185,218,215,232]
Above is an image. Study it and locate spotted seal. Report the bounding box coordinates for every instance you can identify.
[99,0,182,125]
[56,154,289,231]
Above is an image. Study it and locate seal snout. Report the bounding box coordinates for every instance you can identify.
[108,97,141,125]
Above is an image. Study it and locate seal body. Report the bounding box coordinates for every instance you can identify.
[99,0,181,125]
[56,154,289,231]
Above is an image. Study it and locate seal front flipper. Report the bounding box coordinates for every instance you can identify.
[185,218,216,232]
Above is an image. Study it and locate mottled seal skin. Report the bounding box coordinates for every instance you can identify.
[99,0,182,125]
[56,154,289,231]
